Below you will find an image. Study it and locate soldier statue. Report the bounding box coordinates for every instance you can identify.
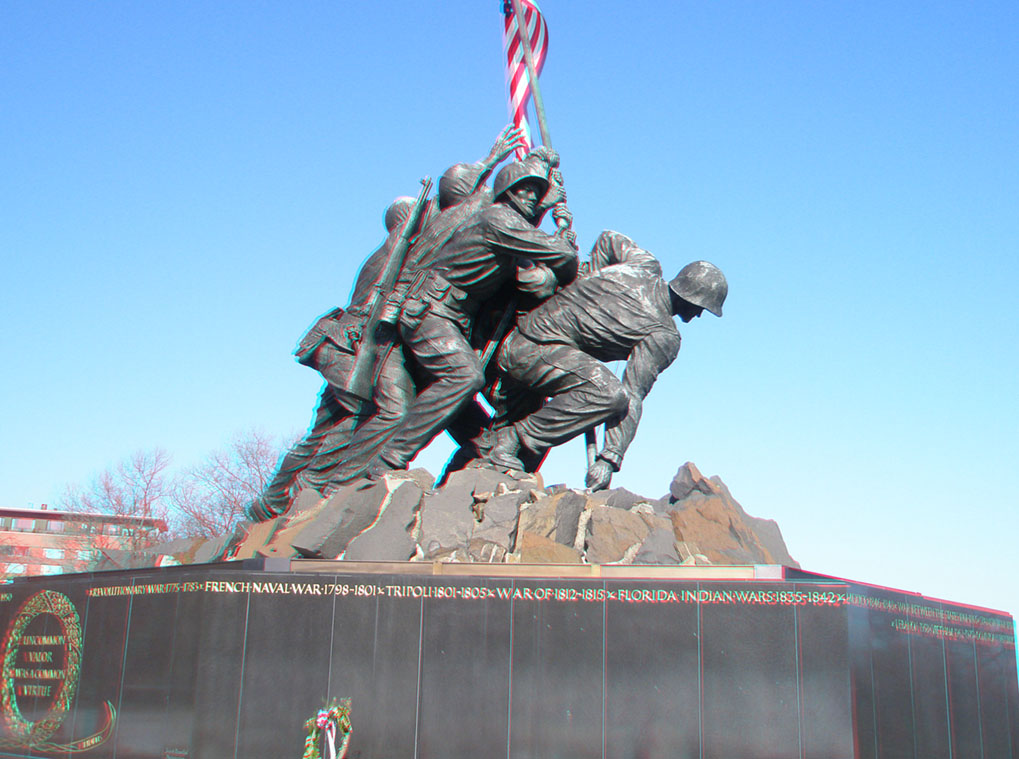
[249,128,727,517]
[484,230,727,490]
[248,127,529,520]
[357,156,579,480]
[245,197,426,521]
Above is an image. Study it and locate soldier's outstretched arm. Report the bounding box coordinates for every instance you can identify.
[585,458,615,491]
[600,330,680,472]
[515,261,558,300]
[471,124,528,194]
[486,208,579,285]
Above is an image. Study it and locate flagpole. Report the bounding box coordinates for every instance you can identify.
[509,0,552,147]
[503,4,595,472]
[506,2,597,476]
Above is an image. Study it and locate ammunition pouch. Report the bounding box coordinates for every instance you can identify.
[295,307,364,369]
[398,271,474,335]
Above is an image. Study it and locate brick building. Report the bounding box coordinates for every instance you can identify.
[0,505,168,578]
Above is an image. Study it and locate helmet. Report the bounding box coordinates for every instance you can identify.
[383,196,416,231]
[438,163,485,210]
[668,261,728,317]
[493,161,549,202]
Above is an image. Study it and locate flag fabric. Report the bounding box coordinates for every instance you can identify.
[503,0,549,158]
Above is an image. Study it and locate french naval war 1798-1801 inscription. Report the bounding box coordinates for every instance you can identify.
[2,563,1017,759]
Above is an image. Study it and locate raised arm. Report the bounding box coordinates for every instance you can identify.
[469,124,529,194]
[485,205,579,285]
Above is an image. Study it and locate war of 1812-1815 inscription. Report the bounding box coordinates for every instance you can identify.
[247,5,728,523]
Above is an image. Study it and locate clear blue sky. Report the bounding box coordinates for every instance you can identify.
[2,2,1017,631]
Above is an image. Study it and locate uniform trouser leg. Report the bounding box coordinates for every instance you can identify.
[445,397,492,454]
[379,313,485,468]
[500,381,548,471]
[496,331,628,453]
[323,343,416,484]
[257,337,416,512]
[254,388,355,518]
[437,398,493,483]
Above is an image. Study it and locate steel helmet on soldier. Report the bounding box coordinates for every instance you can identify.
[383,196,416,231]
[668,261,728,317]
[438,163,485,210]
[493,161,549,202]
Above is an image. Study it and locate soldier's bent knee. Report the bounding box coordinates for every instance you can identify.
[442,361,485,398]
[463,366,486,395]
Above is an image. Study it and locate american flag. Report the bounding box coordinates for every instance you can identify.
[503,0,549,157]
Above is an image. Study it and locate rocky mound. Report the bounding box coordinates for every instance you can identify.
[152,462,798,569]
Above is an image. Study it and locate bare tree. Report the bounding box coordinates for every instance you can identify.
[59,449,173,561]
[57,432,290,547]
[62,449,172,520]
[170,430,285,538]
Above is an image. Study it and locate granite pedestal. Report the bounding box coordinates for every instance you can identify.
[1,561,1016,758]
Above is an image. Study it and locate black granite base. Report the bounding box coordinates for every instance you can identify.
[0,561,1015,759]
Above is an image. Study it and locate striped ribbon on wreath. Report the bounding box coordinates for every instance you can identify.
[301,698,351,759]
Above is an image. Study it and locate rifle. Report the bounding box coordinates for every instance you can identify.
[479,299,517,372]
[346,176,433,401]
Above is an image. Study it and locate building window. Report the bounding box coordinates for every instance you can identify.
[5,564,26,575]
[13,519,34,531]
[43,549,64,560]
[40,565,61,576]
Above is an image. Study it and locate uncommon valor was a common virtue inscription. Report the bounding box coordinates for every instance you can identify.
[1,561,1016,759]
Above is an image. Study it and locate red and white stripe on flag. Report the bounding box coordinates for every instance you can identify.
[503,0,548,158]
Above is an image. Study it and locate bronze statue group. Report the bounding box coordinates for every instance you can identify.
[247,126,728,522]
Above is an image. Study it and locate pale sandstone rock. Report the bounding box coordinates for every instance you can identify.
[584,506,650,564]
[343,480,423,561]
[515,531,584,564]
